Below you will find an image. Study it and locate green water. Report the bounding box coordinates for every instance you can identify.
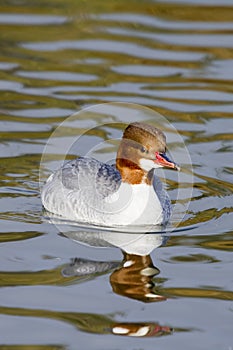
[0,0,232,349]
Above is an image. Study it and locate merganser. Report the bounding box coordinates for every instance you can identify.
[41,122,179,227]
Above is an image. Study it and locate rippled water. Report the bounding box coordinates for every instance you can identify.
[0,0,233,349]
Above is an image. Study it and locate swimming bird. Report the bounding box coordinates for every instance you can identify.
[41,122,179,227]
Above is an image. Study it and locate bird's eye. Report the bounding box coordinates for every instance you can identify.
[140,146,148,153]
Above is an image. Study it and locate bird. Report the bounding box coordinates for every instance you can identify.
[41,122,179,228]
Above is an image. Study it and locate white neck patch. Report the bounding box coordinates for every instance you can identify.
[139,158,162,172]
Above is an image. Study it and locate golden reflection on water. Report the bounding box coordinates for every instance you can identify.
[0,231,42,243]
[163,287,233,301]
[0,305,173,338]
[0,346,64,350]
[1,1,233,122]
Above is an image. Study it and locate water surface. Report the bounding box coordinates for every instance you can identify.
[0,0,232,349]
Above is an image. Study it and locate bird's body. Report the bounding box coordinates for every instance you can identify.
[41,122,178,228]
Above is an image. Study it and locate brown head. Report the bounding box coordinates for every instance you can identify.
[116,122,179,184]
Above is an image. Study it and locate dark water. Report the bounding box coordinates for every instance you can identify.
[0,0,233,349]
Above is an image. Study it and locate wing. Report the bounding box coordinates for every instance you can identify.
[56,157,122,198]
[152,174,171,224]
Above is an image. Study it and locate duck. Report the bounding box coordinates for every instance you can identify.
[41,122,179,227]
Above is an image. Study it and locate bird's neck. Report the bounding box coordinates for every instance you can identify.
[116,140,154,185]
[116,158,153,185]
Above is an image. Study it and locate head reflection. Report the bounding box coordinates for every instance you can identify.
[59,228,172,338]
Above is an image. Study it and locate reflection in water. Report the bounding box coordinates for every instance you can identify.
[61,227,169,302]
[0,346,65,350]
[61,226,168,255]
[0,230,232,339]
[0,223,175,340]
[0,226,174,337]
[58,227,172,337]
[0,258,120,287]
[110,252,166,303]
[0,305,173,338]
[62,257,119,278]
[62,251,166,303]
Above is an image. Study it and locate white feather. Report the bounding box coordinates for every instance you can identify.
[139,158,162,171]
